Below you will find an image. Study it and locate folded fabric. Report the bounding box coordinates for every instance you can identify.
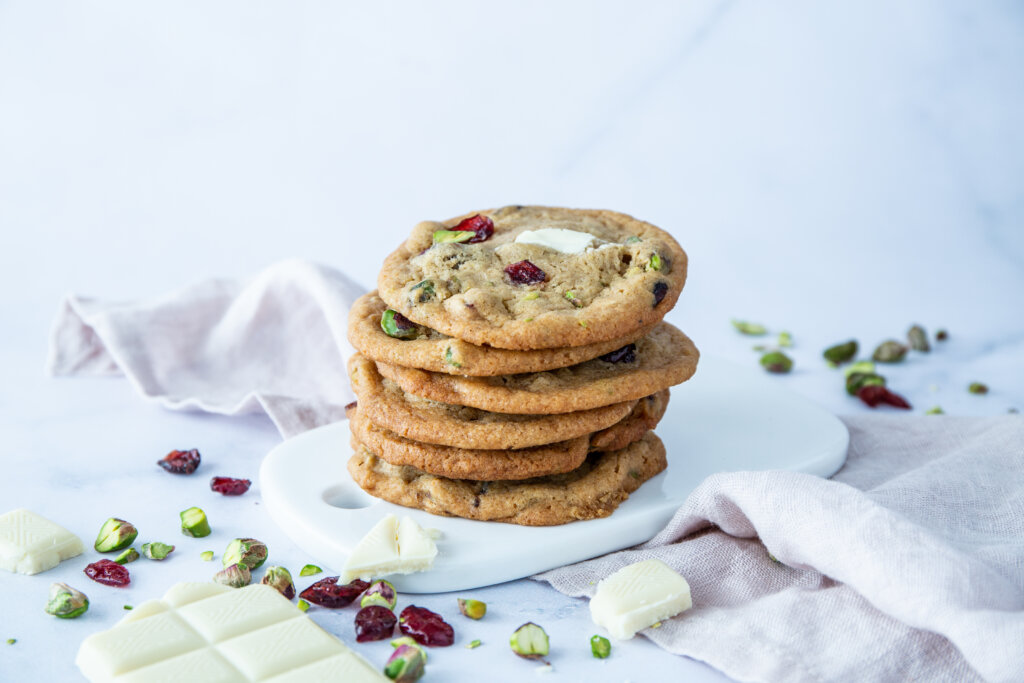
[47,259,365,437]
[535,416,1024,682]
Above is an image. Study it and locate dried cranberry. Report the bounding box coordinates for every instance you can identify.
[451,214,494,243]
[84,559,130,586]
[857,385,911,409]
[299,577,369,608]
[355,605,398,642]
[157,449,200,474]
[345,400,358,411]
[600,344,636,363]
[210,476,251,496]
[652,282,668,307]
[504,260,546,285]
[399,605,454,647]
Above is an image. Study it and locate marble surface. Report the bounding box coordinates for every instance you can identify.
[1,1,1022,681]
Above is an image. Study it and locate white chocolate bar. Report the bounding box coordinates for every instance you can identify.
[0,508,84,575]
[341,514,437,582]
[76,582,387,682]
[589,558,692,640]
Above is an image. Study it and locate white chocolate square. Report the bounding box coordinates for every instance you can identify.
[0,508,84,575]
[264,652,386,682]
[590,558,693,640]
[76,583,386,682]
[177,583,301,642]
[215,616,346,680]
[78,611,207,680]
[111,648,243,683]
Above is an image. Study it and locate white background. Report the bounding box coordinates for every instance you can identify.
[2,2,1022,681]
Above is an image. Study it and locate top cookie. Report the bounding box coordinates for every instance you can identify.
[377,206,688,350]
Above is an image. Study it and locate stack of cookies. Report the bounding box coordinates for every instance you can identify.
[345,206,698,526]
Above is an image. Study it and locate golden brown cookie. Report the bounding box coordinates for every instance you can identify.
[344,390,668,481]
[375,324,698,414]
[590,389,670,451]
[347,353,637,449]
[377,206,687,350]
[347,432,668,526]
[349,291,657,376]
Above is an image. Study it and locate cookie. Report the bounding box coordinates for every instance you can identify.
[347,410,588,481]
[347,432,668,526]
[347,353,637,449]
[349,291,657,376]
[589,389,669,452]
[345,389,668,481]
[377,206,688,350]
[374,323,697,414]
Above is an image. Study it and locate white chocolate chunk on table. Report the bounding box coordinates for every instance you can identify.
[76,582,387,682]
[590,559,693,640]
[0,508,84,575]
[341,513,437,582]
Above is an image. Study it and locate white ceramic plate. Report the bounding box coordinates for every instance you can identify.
[260,355,848,593]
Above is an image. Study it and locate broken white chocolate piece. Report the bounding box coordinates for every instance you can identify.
[75,583,386,682]
[589,559,692,640]
[340,514,438,582]
[513,228,605,253]
[0,508,84,575]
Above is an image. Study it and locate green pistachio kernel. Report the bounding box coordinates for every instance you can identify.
[510,622,550,659]
[625,236,642,244]
[968,382,989,395]
[925,406,944,415]
[844,360,876,378]
[200,551,214,562]
[732,320,768,336]
[760,351,793,374]
[6,639,15,645]
[179,507,211,538]
[823,340,858,365]
[846,372,886,395]
[432,229,474,245]
[390,636,428,662]
[94,518,138,553]
[646,253,662,271]
[872,340,908,363]
[907,325,930,352]
[45,583,90,619]
[223,538,267,570]
[299,564,322,577]
[410,280,435,303]
[113,548,139,565]
[466,639,482,649]
[381,309,420,340]
[777,331,793,348]
[564,291,581,308]
[590,634,611,659]
[123,605,133,610]
[458,598,486,620]
[444,347,462,368]
[298,599,310,612]
[523,292,540,301]
[141,542,175,560]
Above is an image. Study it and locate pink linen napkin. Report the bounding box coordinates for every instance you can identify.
[47,260,365,437]
[535,416,1024,683]
[47,260,1024,681]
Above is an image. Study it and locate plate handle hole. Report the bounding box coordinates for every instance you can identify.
[322,484,374,510]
